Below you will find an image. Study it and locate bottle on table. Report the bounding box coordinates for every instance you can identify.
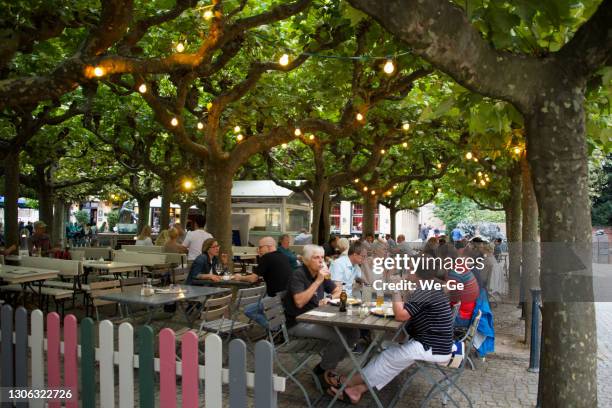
[339,284,348,312]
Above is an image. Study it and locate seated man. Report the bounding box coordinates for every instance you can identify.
[283,244,359,389]
[330,241,364,297]
[238,236,291,327]
[28,221,52,257]
[330,262,454,403]
[446,258,480,327]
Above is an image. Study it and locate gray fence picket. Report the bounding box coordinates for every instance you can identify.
[1,304,14,404]
[14,307,28,408]
[229,339,247,408]
[254,340,276,408]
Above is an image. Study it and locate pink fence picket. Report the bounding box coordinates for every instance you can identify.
[181,331,200,408]
[64,315,79,408]
[159,328,177,408]
[46,312,61,408]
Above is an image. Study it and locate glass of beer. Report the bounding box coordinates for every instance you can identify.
[376,290,384,307]
[361,285,372,305]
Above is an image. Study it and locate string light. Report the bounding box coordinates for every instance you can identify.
[480,180,486,186]
[236,134,244,142]
[363,186,368,192]
[380,149,386,154]
[465,152,473,160]
[477,171,482,177]
[234,125,241,133]
[93,66,105,77]
[437,188,442,193]
[356,113,364,121]
[436,163,442,169]
[383,59,395,74]
[393,184,398,189]
[371,190,376,195]
[309,134,315,140]
[294,128,301,136]
[170,117,179,126]
[197,122,204,130]
[402,123,410,131]
[176,42,185,53]
[281,143,287,148]
[513,146,522,155]
[138,84,147,93]
[473,158,478,162]
[354,178,359,183]
[415,190,419,195]
[203,10,213,20]
[182,180,194,190]
[473,179,477,184]
[279,54,289,66]
[402,142,408,148]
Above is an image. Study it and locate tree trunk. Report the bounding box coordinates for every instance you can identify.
[3,152,20,247]
[52,198,66,247]
[390,205,398,238]
[135,196,150,233]
[527,92,596,406]
[310,180,329,244]
[179,202,190,227]
[204,165,233,256]
[520,155,540,345]
[320,192,331,244]
[507,162,523,302]
[37,186,55,239]
[362,193,377,237]
[160,179,174,231]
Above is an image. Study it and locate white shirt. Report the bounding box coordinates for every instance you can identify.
[183,229,213,260]
[330,255,361,297]
[135,237,153,246]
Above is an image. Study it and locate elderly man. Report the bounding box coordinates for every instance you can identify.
[283,244,360,390]
[28,221,52,257]
[239,236,292,327]
[330,241,364,297]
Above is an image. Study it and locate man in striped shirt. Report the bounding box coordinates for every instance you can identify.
[329,260,453,403]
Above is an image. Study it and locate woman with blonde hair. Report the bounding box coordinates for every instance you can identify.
[163,228,188,254]
[135,225,153,246]
[155,229,170,246]
[336,238,350,256]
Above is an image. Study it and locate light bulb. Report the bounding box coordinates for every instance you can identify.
[477,171,482,177]
[473,158,478,162]
[436,163,442,169]
[279,54,289,66]
[170,117,179,126]
[356,113,364,121]
[513,147,522,155]
[437,188,442,193]
[380,149,385,154]
[465,152,473,160]
[176,42,185,53]
[236,134,244,142]
[371,190,376,195]
[473,179,477,184]
[197,122,204,130]
[402,142,408,148]
[281,143,287,148]
[234,125,241,133]
[294,128,301,136]
[393,184,398,189]
[138,84,147,93]
[363,186,368,192]
[203,10,213,20]
[354,178,359,183]
[309,134,315,140]
[480,180,486,186]
[183,180,193,190]
[402,123,410,131]
[383,59,395,74]
[93,66,105,77]
[415,190,419,195]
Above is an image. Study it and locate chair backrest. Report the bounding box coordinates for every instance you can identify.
[232,246,258,256]
[120,277,147,293]
[451,302,461,320]
[261,294,289,344]
[89,280,122,307]
[172,267,190,284]
[235,285,267,309]
[19,257,83,277]
[200,294,233,321]
[456,310,483,370]
[113,251,168,266]
[121,245,164,253]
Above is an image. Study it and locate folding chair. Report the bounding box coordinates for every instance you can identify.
[389,310,483,408]
[261,294,326,408]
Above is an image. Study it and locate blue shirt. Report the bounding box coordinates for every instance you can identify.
[186,253,219,285]
[277,246,299,269]
[330,255,361,296]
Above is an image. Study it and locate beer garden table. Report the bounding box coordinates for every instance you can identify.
[296,304,404,408]
[0,265,59,308]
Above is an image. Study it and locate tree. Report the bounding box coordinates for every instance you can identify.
[346,0,611,404]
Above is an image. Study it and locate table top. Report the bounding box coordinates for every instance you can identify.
[83,260,143,271]
[191,275,258,287]
[98,285,230,306]
[0,265,59,284]
[296,305,404,332]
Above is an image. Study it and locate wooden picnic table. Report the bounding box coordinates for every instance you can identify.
[82,260,143,281]
[297,304,404,408]
[0,265,59,308]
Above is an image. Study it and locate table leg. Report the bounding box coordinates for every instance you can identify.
[37,280,43,309]
[326,328,385,408]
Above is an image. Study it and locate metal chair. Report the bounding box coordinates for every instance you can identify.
[389,310,483,408]
[261,294,326,408]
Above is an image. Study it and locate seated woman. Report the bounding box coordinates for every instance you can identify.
[155,229,170,246]
[446,257,480,327]
[162,228,188,254]
[135,225,153,246]
[185,238,226,284]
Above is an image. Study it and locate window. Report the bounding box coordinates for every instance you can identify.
[330,203,341,233]
[351,204,363,233]
[285,208,310,232]
[239,208,282,232]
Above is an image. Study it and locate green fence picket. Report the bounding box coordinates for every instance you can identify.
[138,325,155,408]
[80,318,96,408]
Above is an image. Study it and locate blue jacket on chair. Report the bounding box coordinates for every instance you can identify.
[472,288,495,357]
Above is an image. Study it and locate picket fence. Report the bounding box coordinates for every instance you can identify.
[0,305,286,407]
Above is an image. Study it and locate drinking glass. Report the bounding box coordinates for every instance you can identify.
[376,290,384,307]
[361,285,372,306]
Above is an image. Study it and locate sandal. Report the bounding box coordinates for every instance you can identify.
[327,386,361,405]
[317,370,342,389]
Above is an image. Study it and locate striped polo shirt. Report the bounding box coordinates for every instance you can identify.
[404,286,453,355]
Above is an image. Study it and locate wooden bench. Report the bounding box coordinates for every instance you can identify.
[18,257,83,308]
[121,245,164,253]
[69,247,113,260]
[113,251,173,281]
[0,284,73,315]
